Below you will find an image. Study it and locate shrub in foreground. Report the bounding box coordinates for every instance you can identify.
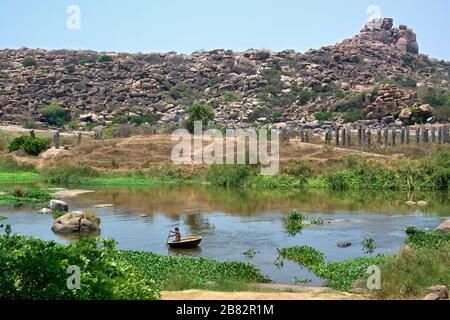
[8,136,51,156]
[0,226,159,300]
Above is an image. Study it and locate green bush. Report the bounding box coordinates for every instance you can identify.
[208,77,220,87]
[41,164,99,185]
[315,112,333,122]
[207,165,254,188]
[292,85,314,105]
[23,138,51,156]
[185,104,215,133]
[8,136,50,156]
[40,102,71,127]
[342,109,365,123]
[78,57,97,65]
[130,115,157,126]
[22,57,37,67]
[98,54,113,63]
[331,92,365,112]
[22,121,37,129]
[0,226,159,300]
[403,78,417,88]
[222,91,239,102]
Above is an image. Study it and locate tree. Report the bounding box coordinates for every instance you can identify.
[40,102,71,127]
[185,104,214,133]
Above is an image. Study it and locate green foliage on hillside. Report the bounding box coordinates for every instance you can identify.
[40,102,71,127]
[185,104,215,133]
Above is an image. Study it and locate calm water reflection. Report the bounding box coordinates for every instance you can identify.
[1,185,448,285]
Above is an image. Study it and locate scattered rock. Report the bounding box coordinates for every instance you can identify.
[348,278,367,294]
[416,200,429,207]
[434,219,450,233]
[423,285,449,300]
[49,200,69,212]
[337,241,352,248]
[93,204,115,208]
[38,208,53,215]
[405,201,417,206]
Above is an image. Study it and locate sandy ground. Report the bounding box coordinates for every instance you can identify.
[161,284,365,300]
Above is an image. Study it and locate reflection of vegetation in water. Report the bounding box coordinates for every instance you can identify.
[76,185,449,217]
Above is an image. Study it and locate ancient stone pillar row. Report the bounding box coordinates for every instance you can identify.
[305,130,310,143]
[336,128,340,147]
[376,128,382,148]
[341,127,346,147]
[392,127,396,147]
[438,126,442,144]
[366,129,371,147]
[358,126,362,149]
[423,127,429,144]
[383,128,389,147]
[431,127,436,144]
[300,128,305,143]
[445,125,449,144]
[347,128,351,147]
[361,127,366,149]
[415,127,420,145]
[400,127,405,145]
[406,127,410,144]
[53,131,60,149]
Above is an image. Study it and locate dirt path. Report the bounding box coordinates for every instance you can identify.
[161,284,366,300]
[161,290,363,300]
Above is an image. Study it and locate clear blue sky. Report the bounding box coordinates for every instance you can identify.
[1,0,449,60]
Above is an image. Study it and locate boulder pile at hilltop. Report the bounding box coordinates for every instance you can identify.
[0,18,448,130]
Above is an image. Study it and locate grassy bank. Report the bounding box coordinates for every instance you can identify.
[0,225,269,300]
[0,150,448,193]
[280,227,450,298]
[0,187,52,204]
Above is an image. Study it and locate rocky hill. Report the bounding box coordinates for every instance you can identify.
[0,18,449,130]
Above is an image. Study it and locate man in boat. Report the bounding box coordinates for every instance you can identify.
[169,227,182,242]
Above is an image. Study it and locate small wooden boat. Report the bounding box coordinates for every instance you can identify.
[167,236,202,248]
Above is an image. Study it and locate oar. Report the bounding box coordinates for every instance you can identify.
[166,231,171,243]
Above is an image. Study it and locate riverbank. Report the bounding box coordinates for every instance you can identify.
[0,147,449,192]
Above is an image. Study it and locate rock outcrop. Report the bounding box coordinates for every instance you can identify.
[0,18,448,129]
[52,211,100,235]
[434,219,450,233]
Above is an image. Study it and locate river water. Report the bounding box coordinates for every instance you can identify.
[1,185,448,285]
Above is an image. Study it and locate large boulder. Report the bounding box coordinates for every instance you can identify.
[434,219,450,233]
[423,285,449,300]
[52,211,100,235]
[49,200,69,212]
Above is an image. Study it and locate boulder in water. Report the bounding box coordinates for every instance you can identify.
[52,210,100,235]
[49,199,69,212]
